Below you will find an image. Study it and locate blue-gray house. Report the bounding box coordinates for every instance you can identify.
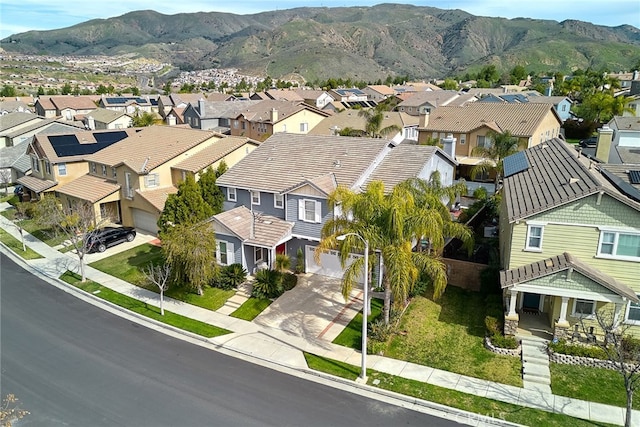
[211,133,458,278]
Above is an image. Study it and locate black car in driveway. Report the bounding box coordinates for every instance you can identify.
[86,226,136,253]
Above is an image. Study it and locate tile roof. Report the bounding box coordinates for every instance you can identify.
[236,100,328,123]
[17,175,56,193]
[212,206,294,248]
[292,89,332,100]
[171,136,259,173]
[136,186,178,212]
[86,126,219,173]
[49,96,98,110]
[32,128,135,164]
[366,85,396,96]
[36,97,55,110]
[216,133,392,193]
[308,110,417,136]
[86,108,128,123]
[398,90,470,108]
[612,116,640,131]
[55,174,120,203]
[0,142,29,168]
[500,252,638,302]
[206,93,237,102]
[200,100,261,119]
[598,164,640,202]
[0,112,42,131]
[422,102,558,137]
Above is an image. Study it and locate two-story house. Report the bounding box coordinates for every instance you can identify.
[213,133,458,275]
[499,138,640,339]
[157,93,210,119]
[85,108,133,130]
[362,85,396,103]
[308,109,419,143]
[292,89,335,110]
[182,99,260,132]
[396,90,477,116]
[98,96,153,115]
[417,102,562,181]
[34,95,99,120]
[229,100,330,142]
[17,129,133,200]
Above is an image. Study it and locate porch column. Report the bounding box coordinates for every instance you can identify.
[554,296,571,340]
[613,301,624,329]
[558,296,569,324]
[507,290,518,317]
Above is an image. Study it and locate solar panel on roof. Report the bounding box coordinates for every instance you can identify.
[49,131,129,157]
[629,170,640,185]
[503,151,529,178]
[94,131,128,144]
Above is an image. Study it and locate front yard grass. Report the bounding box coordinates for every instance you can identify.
[304,353,607,427]
[90,243,235,311]
[230,298,272,321]
[551,363,639,410]
[0,228,42,259]
[333,298,383,350]
[0,209,68,247]
[334,285,522,387]
[60,271,231,338]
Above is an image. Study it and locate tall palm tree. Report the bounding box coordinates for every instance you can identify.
[470,130,527,187]
[317,178,472,324]
[357,107,401,138]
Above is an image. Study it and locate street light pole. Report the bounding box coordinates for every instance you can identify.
[337,233,368,383]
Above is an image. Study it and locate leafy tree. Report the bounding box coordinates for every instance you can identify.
[161,222,217,295]
[45,88,58,95]
[61,83,72,95]
[197,165,225,214]
[96,84,109,95]
[318,177,472,324]
[158,174,214,233]
[477,65,500,86]
[440,78,459,90]
[470,130,527,186]
[37,86,45,96]
[1,85,17,97]
[129,86,140,96]
[131,110,156,127]
[509,65,528,84]
[179,83,195,93]
[162,81,172,95]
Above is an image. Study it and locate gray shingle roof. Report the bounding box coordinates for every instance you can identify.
[500,252,638,302]
[216,133,393,193]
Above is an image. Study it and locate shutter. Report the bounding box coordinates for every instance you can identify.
[227,243,235,264]
[314,201,321,223]
[298,199,305,220]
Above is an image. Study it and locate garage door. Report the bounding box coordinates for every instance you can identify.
[132,208,159,234]
[305,245,363,283]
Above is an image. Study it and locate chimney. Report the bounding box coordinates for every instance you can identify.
[270,108,278,123]
[633,70,639,81]
[198,98,205,116]
[166,114,176,126]
[441,133,457,159]
[595,125,614,163]
[419,111,430,128]
[87,116,95,130]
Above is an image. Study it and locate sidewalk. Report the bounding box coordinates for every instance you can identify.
[0,204,634,426]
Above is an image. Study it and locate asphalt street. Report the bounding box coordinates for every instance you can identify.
[0,253,461,427]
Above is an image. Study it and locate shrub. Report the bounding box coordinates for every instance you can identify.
[252,269,284,299]
[549,340,608,360]
[480,265,501,294]
[490,334,518,349]
[473,187,488,200]
[282,272,297,292]
[212,263,247,290]
[409,277,430,298]
[622,336,640,361]
[275,253,291,272]
[485,315,501,336]
[368,318,395,342]
[294,247,305,274]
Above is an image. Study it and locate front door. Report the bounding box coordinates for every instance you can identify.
[522,293,540,313]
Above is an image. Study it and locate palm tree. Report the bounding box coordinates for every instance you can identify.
[357,107,401,139]
[470,130,527,187]
[317,178,472,324]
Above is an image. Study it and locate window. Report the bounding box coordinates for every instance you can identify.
[254,247,264,263]
[58,163,67,176]
[91,162,97,174]
[274,193,284,209]
[598,231,640,260]
[460,135,466,145]
[626,297,640,324]
[145,173,159,188]
[101,165,107,176]
[251,191,260,205]
[44,160,51,175]
[525,225,544,251]
[227,187,237,202]
[234,120,239,129]
[32,156,40,173]
[112,167,117,179]
[572,299,595,317]
[216,241,235,266]
[299,199,321,223]
[477,135,492,148]
[300,122,308,132]
[125,172,133,199]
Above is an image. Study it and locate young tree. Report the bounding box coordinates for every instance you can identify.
[161,222,217,295]
[141,263,172,315]
[471,130,527,187]
[157,174,214,233]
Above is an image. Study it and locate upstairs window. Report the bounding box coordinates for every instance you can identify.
[227,187,237,202]
[299,199,321,223]
[525,225,544,251]
[58,163,67,176]
[598,231,640,260]
[274,194,284,209]
[251,190,260,205]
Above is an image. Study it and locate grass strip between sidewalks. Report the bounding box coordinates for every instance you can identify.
[60,271,231,338]
[303,353,614,427]
[230,298,272,321]
[0,228,43,259]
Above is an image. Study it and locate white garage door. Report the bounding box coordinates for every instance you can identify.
[132,208,159,234]
[305,245,363,283]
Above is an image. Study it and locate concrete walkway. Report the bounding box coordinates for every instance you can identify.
[520,335,552,394]
[0,202,636,426]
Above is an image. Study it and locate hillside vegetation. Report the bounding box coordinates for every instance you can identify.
[2,4,639,81]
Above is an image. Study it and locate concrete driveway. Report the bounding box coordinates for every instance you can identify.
[253,274,364,345]
[82,229,159,263]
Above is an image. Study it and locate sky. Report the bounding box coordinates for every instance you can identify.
[1,1,639,39]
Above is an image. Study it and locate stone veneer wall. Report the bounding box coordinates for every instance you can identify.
[484,336,521,357]
[548,348,635,371]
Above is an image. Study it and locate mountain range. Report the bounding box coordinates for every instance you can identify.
[2,4,639,82]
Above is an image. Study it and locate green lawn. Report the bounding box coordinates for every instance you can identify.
[0,228,43,259]
[333,298,383,350]
[304,353,609,427]
[60,271,231,338]
[230,298,272,321]
[0,210,67,247]
[89,243,235,311]
[551,363,639,410]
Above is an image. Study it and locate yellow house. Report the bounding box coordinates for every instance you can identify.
[18,129,134,200]
[56,127,259,234]
[417,103,562,181]
[499,138,640,340]
[230,100,330,142]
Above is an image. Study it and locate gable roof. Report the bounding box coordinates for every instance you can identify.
[55,174,120,203]
[100,96,152,107]
[194,100,261,119]
[235,100,329,124]
[308,110,418,136]
[47,96,98,110]
[216,133,393,193]
[136,186,179,212]
[212,206,293,248]
[30,128,135,163]
[500,252,638,302]
[366,85,396,96]
[86,108,129,123]
[171,136,260,173]
[398,90,473,108]
[422,102,559,137]
[0,112,42,132]
[86,126,219,173]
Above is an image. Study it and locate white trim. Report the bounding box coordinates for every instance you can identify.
[510,283,621,303]
[227,187,237,202]
[251,190,260,206]
[625,296,640,325]
[57,163,67,176]
[274,193,284,209]
[525,224,544,251]
[596,229,640,261]
[298,198,321,223]
[571,298,596,318]
[216,240,235,266]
